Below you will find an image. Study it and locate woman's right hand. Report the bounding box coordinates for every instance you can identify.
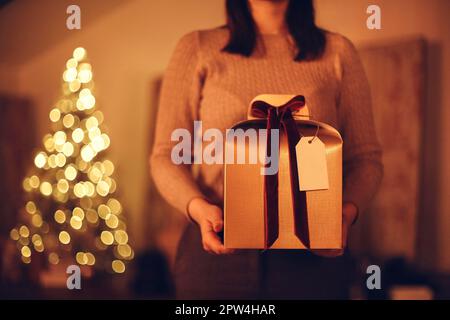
[188,197,234,255]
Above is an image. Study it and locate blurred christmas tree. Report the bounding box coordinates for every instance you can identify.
[9,47,133,274]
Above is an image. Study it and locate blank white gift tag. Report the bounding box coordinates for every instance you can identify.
[295,136,329,191]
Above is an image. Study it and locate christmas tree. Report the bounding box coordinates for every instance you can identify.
[9,47,133,274]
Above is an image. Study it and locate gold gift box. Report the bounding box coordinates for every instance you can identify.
[224,94,343,249]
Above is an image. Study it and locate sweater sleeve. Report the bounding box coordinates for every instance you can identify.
[337,36,384,214]
[150,31,205,218]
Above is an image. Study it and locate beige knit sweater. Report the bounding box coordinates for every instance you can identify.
[150,27,383,218]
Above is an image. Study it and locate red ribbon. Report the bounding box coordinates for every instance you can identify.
[251,96,310,249]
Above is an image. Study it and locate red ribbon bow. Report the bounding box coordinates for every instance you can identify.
[250,95,310,249]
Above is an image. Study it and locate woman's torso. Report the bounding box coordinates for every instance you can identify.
[193,28,345,204]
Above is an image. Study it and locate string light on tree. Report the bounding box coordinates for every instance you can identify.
[10,47,133,273]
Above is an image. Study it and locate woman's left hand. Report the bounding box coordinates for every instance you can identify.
[310,202,358,258]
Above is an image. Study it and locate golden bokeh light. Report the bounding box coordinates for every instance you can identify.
[64,165,77,181]
[84,181,95,197]
[72,127,84,143]
[70,216,83,230]
[76,98,84,111]
[63,114,75,128]
[54,210,66,224]
[29,175,40,188]
[69,79,81,92]
[49,108,61,122]
[31,214,43,227]
[79,89,96,110]
[57,98,73,112]
[85,252,95,266]
[21,246,31,258]
[114,230,128,245]
[40,181,53,196]
[48,154,57,168]
[10,228,20,241]
[103,160,115,176]
[85,116,98,130]
[93,110,104,124]
[58,231,71,244]
[32,234,42,245]
[34,243,44,253]
[91,136,106,152]
[100,231,114,245]
[88,166,103,183]
[19,237,30,246]
[25,201,37,214]
[76,252,88,265]
[73,207,85,219]
[49,252,60,265]
[81,145,95,162]
[89,127,101,140]
[21,256,31,264]
[23,178,32,192]
[80,197,93,209]
[44,136,55,152]
[62,142,74,157]
[78,69,92,83]
[109,179,117,194]
[57,179,69,193]
[105,214,119,229]
[79,88,91,97]
[54,131,67,145]
[79,62,91,71]
[63,67,77,82]
[98,204,111,220]
[117,244,132,258]
[96,180,110,197]
[56,169,65,180]
[112,260,125,273]
[77,159,88,171]
[73,182,87,198]
[101,134,111,149]
[34,152,47,168]
[32,235,42,246]
[86,209,99,224]
[73,47,86,61]
[19,225,30,238]
[66,58,78,69]
[56,153,67,167]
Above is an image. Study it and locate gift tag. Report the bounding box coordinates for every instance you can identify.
[295,136,329,191]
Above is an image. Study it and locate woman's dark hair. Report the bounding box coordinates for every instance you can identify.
[223,0,326,61]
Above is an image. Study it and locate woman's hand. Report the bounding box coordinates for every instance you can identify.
[311,202,358,258]
[188,197,235,255]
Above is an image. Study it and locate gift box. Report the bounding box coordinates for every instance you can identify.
[224,94,343,249]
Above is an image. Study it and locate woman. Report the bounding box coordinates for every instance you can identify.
[151,0,383,299]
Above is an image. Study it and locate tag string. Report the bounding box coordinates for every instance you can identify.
[295,114,321,143]
[308,125,320,144]
[298,123,320,143]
